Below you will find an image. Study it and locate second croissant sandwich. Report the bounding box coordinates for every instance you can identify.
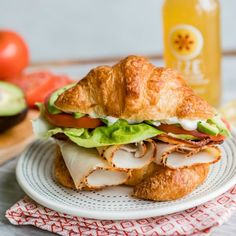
[33,55,230,201]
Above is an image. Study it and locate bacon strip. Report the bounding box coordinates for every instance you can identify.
[155,134,223,148]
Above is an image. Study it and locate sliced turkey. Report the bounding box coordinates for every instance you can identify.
[153,141,221,169]
[102,141,155,169]
[165,146,221,169]
[57,140,129,189]
[86,168,129,188]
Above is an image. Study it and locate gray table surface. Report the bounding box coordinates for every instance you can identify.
[1,58,236,236]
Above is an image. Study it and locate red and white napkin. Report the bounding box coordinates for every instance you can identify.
[6,185,236,236]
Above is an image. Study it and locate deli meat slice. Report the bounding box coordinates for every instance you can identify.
[101,141,155,169]
[153,141,221,169]
[165,146,221,169]
[57,140,129,189]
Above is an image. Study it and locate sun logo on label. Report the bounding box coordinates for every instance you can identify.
[174,34,194,51]
[169,24,204,60]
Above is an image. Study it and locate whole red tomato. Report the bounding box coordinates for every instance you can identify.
[0,30,29,78]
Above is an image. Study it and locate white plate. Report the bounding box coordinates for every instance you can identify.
[16,132,236,220]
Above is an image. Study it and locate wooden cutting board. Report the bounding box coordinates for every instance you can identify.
[0,110,39,165]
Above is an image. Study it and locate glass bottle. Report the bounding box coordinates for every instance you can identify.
[163,0,221,107]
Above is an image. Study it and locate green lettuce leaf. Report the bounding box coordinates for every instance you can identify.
[33,117,163,148]
[73,112,86,119]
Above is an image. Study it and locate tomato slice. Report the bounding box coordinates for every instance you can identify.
[44,106,103,129]
[4,71,73,108]
[157,124,209,139]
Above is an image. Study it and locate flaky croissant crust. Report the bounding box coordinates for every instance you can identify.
[55,55,216,120]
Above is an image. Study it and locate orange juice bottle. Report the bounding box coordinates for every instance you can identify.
[162,0,221,107]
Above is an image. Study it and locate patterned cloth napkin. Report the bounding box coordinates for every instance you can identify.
[5,185,236,236]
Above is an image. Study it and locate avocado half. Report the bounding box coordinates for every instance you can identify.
[47,83,75,114]
[0,81,28,133]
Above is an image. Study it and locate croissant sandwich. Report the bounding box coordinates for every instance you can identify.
[33,55,231,201]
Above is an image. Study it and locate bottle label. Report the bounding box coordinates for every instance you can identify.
[169,24,208,90]
[169,24,203,60]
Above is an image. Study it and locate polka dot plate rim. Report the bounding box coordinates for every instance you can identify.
[16,130,236,220]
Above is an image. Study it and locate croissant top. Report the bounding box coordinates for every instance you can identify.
[55,55,216,121]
